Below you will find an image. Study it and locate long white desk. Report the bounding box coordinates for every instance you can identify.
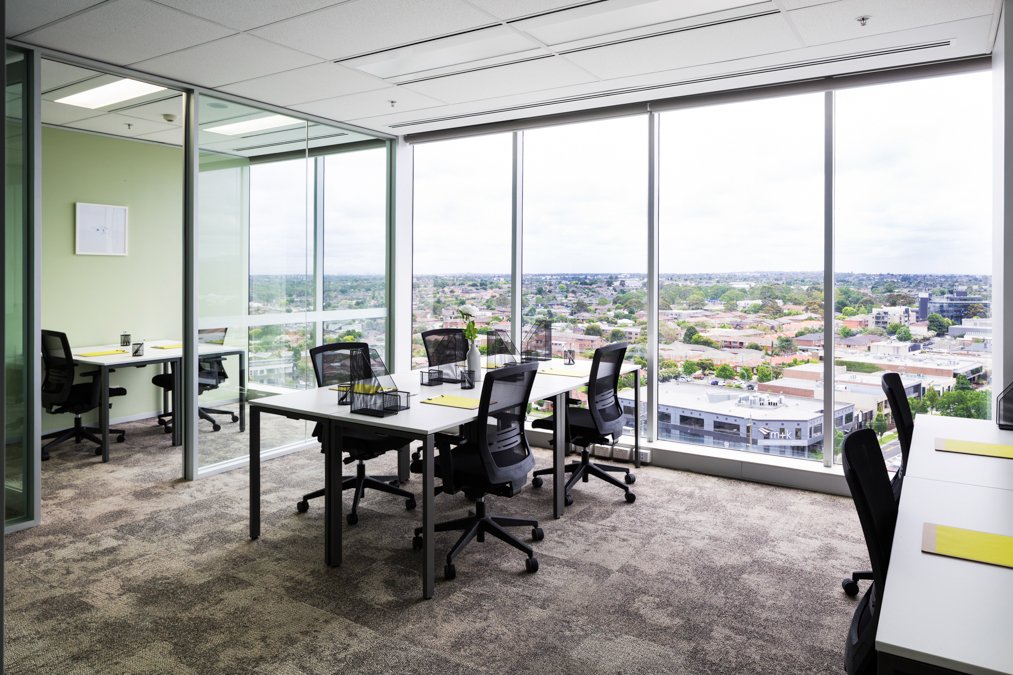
[248,359,640,600]
[72,340,246,461]
[877,416,1013,675]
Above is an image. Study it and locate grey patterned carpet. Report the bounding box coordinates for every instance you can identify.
[6,417,867,674]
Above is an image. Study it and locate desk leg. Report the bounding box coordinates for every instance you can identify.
[552,392,566,519]
[100,366,110,462]
[239,352,246,432]
[634,369,641,469]
[397,444,410,484]
[422,434,435,600]
[250,407,260,540]
[324,422,343,567]
[171,359,182,447]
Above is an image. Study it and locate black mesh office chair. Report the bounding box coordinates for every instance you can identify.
[296,342,415,525]
[152,327,239,433]
[41,329,127,461]
[841,428,898,675]
[842,371,912,596]
[411,361,543,580]
[530,342,636,505]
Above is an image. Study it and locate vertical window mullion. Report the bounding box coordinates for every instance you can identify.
[823,90,835,468]
[511,131,524,349]
[647,112,660,443]
[313,156,325,348]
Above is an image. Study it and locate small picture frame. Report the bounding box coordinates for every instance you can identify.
[76,203,128,256]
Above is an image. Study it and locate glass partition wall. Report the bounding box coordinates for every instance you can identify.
[196,95,389,472]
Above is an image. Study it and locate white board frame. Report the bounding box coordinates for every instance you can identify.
[75,202,128,256]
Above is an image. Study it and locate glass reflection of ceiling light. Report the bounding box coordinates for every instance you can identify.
[55,78,165,109]
[204,114,301,136]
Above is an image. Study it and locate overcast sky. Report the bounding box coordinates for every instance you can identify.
[251,70,992,279]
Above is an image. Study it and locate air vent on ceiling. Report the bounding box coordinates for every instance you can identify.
[389,41,951,129]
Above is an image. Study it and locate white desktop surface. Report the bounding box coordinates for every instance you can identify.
[905,415,1013,492]
[876,476,1013,675]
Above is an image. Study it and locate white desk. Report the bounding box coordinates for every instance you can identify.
[876,415,1013,675]
[248,359,640,600]
[72,340,246,461]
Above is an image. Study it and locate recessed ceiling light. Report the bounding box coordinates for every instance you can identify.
[204,114,302,136]
[55,78,166,109]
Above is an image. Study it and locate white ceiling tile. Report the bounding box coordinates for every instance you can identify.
[21,0,235,65]
[788,0,994,46]
[343,25,544,79]
[401,56,598,104]
[135,127,184,146]
[564,13,802,80]
[515,0,759,45]
[6,0,106,37]
[132,34,321,88]
[42,61,108,95]
[464,0,591,21]
[152,0,345,31]
[251,0,498,60]
[67,111,177,137]
[219,62,387,106]
[119,95,186,126]
[41,100,104,126]
[778,0,838,9]
[293,87,446,123]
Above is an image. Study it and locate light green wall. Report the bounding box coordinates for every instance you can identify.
[41,127,183,429]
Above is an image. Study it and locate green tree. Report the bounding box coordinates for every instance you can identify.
[697,359,715,374]
[584,323,603,337]
[965,302,987,318]
[774,336,796,355]
[838,326,856,338]
[895,326,913,341]
[756,364,773,383]
[745,342,764,352]
[686,292,706,310]
[926,312,951,336]
[682,325,699,343]
[690,334,719,349]
[872,412,888,437]
[936,390,990,419]
[608,328,627,342]
[925,387,940,410]
[885,322,903,336]
[682,360,699,376]
[954,374,973,391]
[739,367,753,381]
[908,397,929,415]
[715,364,736,380]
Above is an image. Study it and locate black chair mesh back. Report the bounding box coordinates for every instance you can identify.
[475,361,539,486]
[881,372,913,473]
[41,329,75,409]
[422,329,468,367]
[309,342,369,387]
[842,428,898,596]
[197,327,229,389]
[588,342,627,439]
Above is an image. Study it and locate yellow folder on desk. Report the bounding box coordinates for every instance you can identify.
[152,343,183,349]
[421,394,481,410]
[935,438,1013,460]
[78,349,128,357]
[922,523,1013,569]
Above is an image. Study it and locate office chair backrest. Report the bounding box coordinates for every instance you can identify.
[842,428,898,597]
[421,328,469,367]
[309,342,369,388]
[587,342,628,439]
[474,361,539,488]
[197,327,229,388]
[881,372,913,476]
[41,329,76,409]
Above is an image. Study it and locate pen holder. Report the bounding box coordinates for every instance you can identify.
[131,342,144,357]
[120,332,131,347]
[460,369,475,390]
[336,383,351,405]
[420,369,442,387]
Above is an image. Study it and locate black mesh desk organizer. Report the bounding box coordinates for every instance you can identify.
[998,382,1013,430]
[349,348,409,417]
[521,320,552,361]
[486,329,520,369]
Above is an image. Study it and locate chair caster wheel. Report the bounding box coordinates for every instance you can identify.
[564,493,574,507]
[842,579,859,597]
[531,476,543,489]
[625,473,636,485]
[412,535,423,550]
[444,563,456,580]
[296,500,309,514]
[156,419,165,426]
[412,451,420,462]
[531,527,544,541]
[94,447,103,456]
[625,491,636,504]
[230,414,239,422]
[346,512,358,526]
[212,424,221,432]
[116,434,125,443]
[405,497,417,511]
[525,557,539,573]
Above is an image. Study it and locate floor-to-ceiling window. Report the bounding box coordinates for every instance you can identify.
[658,94,828,460]
[835,72,993,467]
[412,133,513,367]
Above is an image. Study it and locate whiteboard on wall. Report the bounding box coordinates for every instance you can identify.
[75,202,128,256]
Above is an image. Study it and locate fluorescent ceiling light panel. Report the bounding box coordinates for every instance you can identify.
[55,78,166,109]
[204,114,302,135]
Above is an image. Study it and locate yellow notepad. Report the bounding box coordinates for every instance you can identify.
[935,438,1013,460]
[153,343,183,349]
[922,523,1013,569]
[421,394,481,410]
[539,367,590,378]
[327,384,393,394]
[78,349,128,357]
